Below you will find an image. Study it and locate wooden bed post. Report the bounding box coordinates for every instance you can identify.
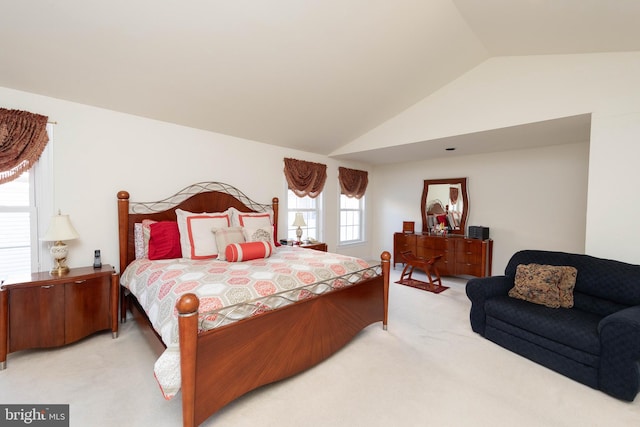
[117,191,130,274]
[177,293,199,427]
[381,251,391,330]
[272,197,279,241]
[117,191,130,323]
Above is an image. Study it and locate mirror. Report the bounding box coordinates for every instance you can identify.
[421,177,468,235]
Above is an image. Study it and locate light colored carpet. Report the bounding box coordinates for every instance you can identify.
[1,269,639,426]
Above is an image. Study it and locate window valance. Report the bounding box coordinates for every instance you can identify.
[0,108,49,184]
[283,158,327,198]
[338,167,368,199]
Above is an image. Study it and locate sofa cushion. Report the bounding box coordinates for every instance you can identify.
[508,263,564,308]
[486,317,600,368]
[485,296,602,356]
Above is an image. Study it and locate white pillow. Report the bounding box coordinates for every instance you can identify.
[228,207,273,228]
[175,209,230,259]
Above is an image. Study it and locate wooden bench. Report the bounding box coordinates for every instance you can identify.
[399,251,445,292]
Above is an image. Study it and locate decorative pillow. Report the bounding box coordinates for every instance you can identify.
[508,263,564,308]
[228,207,281,246]
[176,209,230,259]
[148,221,182,260]
[243,226,273,243]
[557,266,578,308]
[134,222,144,259]
[212,226,246,261]
[225,241,273,262]
[141,219,158,258]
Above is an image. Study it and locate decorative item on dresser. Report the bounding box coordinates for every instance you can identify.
[402,221,415,234]
[40,211,80,275]
[0,265,119,369]
[393,232,493,277]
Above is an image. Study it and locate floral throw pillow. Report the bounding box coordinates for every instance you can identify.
[557,266,578,308]
[508,263,565,308]
[243,226,273,243]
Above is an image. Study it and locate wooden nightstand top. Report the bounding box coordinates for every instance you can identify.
[2,265,115,289]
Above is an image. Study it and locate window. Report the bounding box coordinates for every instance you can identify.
[339,194,364,244]
[287,189,321,242]
[0,172,33,280]
[0,124,54,281]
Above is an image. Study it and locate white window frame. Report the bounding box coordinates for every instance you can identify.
[0,124,54,280]
[285,188,323,243]
[338,193,365,245]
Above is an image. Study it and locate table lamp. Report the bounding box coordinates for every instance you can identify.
[292,212,306,243]
[42,211,80,275]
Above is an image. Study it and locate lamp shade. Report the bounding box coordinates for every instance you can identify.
[292,212,306,227]
[41,213,80,242]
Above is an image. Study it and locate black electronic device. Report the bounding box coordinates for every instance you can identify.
[93,249,102,268]
[468,226,490,240]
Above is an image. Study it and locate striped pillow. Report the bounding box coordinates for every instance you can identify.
[212,226,246,261]
[225,241,273,262]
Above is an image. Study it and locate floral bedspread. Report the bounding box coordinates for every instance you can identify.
[120,246,374,399]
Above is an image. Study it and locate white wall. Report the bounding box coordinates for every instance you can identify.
[372,142,589,274]
[360,52,640,266]
[1,87,374,272]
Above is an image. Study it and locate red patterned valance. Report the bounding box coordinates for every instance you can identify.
[283,158,327,199]
[338,167,368,199]
[0,108,49,184]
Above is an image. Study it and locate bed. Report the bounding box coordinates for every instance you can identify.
[117,182,390,427]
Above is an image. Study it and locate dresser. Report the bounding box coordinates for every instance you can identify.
[394,232,493,277]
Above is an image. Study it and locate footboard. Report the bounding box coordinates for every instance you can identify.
[177,251,391,427]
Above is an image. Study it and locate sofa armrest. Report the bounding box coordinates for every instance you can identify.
[598,305,640,401]
[465,276,513,336]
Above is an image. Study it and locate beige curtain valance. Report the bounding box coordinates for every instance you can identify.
[338,167,368,199]
[283,158,327,198]
[0,108,49,184]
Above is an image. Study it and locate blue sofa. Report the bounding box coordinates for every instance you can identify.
[466,250,640,401]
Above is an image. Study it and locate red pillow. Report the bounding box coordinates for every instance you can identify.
[148,221,182,260]
[225,241,273,262]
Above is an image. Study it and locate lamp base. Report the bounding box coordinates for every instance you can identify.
[50,241,70,276]
[50,265,70,276]
[296,226,303,243]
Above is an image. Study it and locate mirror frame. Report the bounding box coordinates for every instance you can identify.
[421,177,469,235]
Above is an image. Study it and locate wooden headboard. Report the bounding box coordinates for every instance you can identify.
[117,182,278,273]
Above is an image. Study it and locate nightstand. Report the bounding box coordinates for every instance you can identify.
[300,242,328,252]
[0,265,119,369]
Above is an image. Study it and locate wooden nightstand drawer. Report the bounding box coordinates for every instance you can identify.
[301,242,328,252]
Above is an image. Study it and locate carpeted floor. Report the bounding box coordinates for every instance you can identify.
[1,269,638,426]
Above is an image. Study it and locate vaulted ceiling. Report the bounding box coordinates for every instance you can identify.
[2,1,639,163]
